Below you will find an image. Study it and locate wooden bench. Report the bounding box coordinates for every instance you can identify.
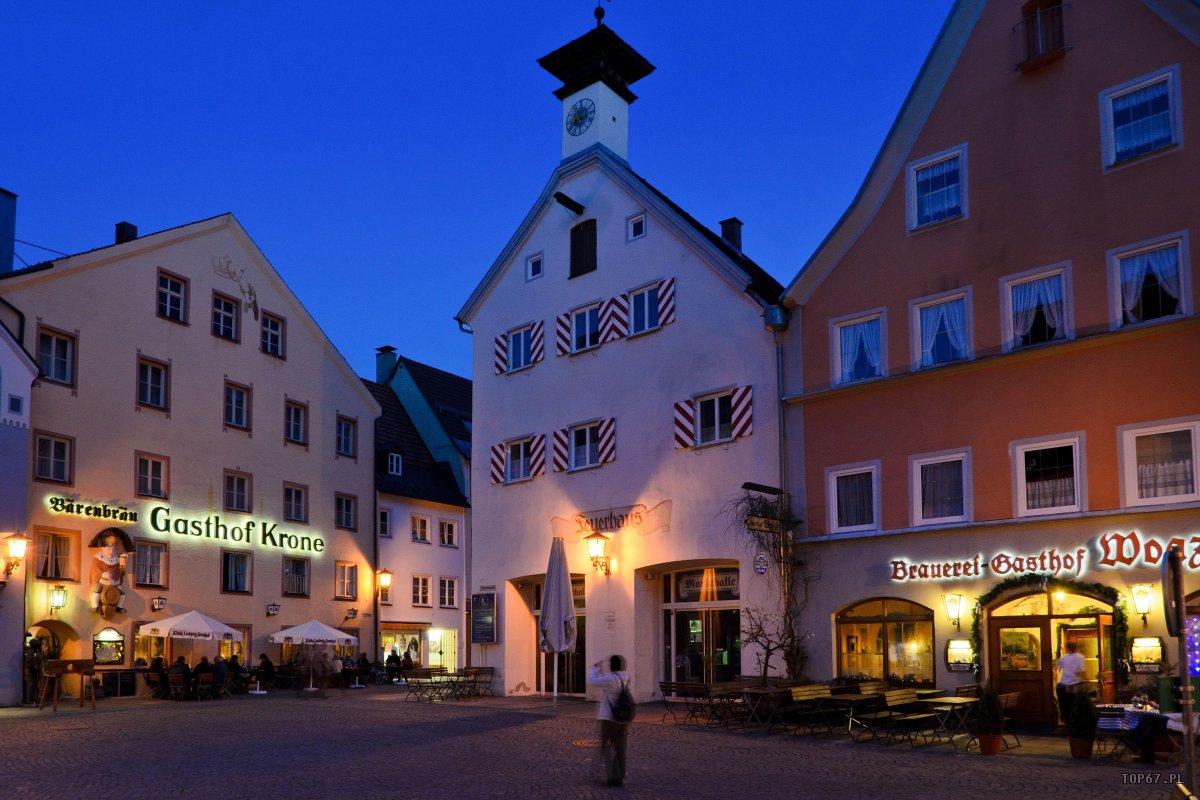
[777,684,834,736]
[955,683,980,698]
[853,688,936,745]
[853,680,888,696]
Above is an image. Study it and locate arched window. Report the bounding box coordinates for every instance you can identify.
[836,598,934,686]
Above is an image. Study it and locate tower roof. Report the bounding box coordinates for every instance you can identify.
[538,23,655,103]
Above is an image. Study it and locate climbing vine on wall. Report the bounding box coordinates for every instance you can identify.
[970,573,1129,686]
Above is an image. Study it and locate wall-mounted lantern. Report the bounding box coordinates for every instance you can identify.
[585,531,611,576]
[266,602,281,617]
[49,584,67,614]
[150,596,168,612]
[4,532,30,577]
[1131,584,1153,628]
[943,593,963,630]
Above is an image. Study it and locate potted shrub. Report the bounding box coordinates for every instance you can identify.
[973,682,1004,755]
[1067,692,1098,759]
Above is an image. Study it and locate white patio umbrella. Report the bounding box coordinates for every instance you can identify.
[539,537,576,707]
[138,610,242,668]
[269,620,359,690]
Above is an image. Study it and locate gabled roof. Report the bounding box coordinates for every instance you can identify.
[784,0,1200,307]
[395,355,472,460]
[0,213,380,414]
[363,379,468,508]
[456,144,783,325]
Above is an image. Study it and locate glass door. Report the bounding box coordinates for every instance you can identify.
[670,609,741,684]
[537,615,587,694]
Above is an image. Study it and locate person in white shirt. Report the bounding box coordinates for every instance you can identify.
[1056,640,1086,724]
[590,654,631,787]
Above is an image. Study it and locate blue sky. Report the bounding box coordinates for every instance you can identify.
[4,1,955,380]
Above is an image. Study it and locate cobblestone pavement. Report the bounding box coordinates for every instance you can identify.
[2,688,1187,799]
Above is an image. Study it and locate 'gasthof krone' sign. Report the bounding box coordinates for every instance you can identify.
[889,530,1200,583]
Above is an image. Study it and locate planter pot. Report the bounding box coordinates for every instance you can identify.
[977,734,1003,755]
[1068,737,1094,759]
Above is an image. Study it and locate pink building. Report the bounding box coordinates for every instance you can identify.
[783,0,1200,727]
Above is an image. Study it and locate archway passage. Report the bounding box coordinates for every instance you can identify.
[987,588,1115,729]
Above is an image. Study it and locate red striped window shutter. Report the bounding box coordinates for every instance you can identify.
[730,386,753,439]
[494,334,508,375]
[598,417,616,463]
[531,321,545,363]
[601,297,628,344]
[531,434,546,477]
[551,428,570,472]
[658,277,676,326]
[490,444,506,483]
[673,400,695,449]
[555,314,571,357]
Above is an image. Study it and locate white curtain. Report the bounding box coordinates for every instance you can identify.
[1136,430,1195,498]
[1026,477,1075,510]
[1011,275,1064,345]
[916,158,961,224]
[836,472,874,528]
[839,318,881,382]
[921,461,964,519]
[1120,246,1180,323]
[1113,80,1171,159]
[919,298,967,366]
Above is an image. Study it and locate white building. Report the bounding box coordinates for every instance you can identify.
[457,23,785,699]
[366,349,469,670]
[0,211,379,696]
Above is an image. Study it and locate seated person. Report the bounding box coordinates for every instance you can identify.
[401,652,414,672]
[257,653,276,687]
[211,656,229,697]
[385,649,401,682]
[146,657,169,699]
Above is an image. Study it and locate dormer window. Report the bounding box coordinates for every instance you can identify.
[569,220,597,278]
[388,452,403,476]
[526,254,543,281]
[1016,0,1067,73]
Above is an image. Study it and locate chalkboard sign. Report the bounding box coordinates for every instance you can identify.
[471,593,498,644]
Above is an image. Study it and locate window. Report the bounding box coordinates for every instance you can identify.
[1017,0,1066,72]
[1109,236,1187,328]
[135,452,168,499]
[412,575,431,607]
[35,433,72,483]
[1101,66,1181,168]
[137,358,170,410]
[506,439,533,482]
[35,531,76,580]
[261,313,285,358]
[1002,266,1070,351]
[572,304,601,352]
[224,471,251,513]
[907,146,967,230]
[285,401,308,444]
[224,382,251,430]
[571,422,602,469]
[283,483,307,522]
[526,254,543,281]
[157,270,188,323]
[336,416,357,458]
[439,520,457,547]
[629,284,660,335]
[134,540,167,587]
[38,327,75,386]
[627,214,646,241]
[283,557,309,596]
[439,577,458,608]
[569,219,597,278]
[378,508,391,538]
[221,550,252,594]
[827,463,881,534]
[1014,436,1082,516]
[411,515,430,543]
[335,494,357,530]
[1121,419,1199,507]
[387,452,403,476]
[212,292,240,341]
[697,393,733,445]
[911,292,970,369]
[911,451,970,526]
[8,395,22,415]
[832,312,885,385]
[837,599,934,685]
[333,563,355,599]
[508,325,533,371]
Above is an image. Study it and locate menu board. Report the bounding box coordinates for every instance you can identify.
[471,592,498,644]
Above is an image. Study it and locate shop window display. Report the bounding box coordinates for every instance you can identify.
[837,598,934,685]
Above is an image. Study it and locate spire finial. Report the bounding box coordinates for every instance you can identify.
[595,0,607,26]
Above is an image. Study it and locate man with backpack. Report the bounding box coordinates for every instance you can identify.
[590,654,635,787]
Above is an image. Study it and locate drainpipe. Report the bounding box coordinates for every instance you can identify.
[762,305,790,503]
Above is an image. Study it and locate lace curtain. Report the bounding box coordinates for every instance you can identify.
[915,158,961,225]
[1113,80,1171,160]
[1136,430,1195,498]
[1120,246,1180,323]
[918,298,967,366]
[1011,275,1064,345]
[838,318,881,383]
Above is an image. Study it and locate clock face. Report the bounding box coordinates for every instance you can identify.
[566,98,596,136]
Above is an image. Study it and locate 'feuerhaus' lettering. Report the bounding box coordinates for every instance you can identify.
[149,506,325,554]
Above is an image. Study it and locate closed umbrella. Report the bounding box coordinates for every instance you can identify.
[269,620,358,690]
[539,537,576,706]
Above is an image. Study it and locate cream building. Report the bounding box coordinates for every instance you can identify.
[0,212,379,697]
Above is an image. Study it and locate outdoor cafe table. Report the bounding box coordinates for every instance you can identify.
[918,696,978,749]
[822,693,878,735]
[738,686,792,728]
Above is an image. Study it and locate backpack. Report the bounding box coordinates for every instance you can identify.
[612,678,636,724]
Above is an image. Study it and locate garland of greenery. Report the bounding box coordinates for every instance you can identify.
[969,573,1129,687]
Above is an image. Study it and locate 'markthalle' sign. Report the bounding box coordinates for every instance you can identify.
[889,530,1200,584]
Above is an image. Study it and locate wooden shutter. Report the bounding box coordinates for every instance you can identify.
[598,417,616,463]
[569,220,597,278]
[530,321,545,363]
[673,400,695,450]
[530,434,546,477]
[551,428,570,472]
[555,313,571,356]
[493,334,508,375]
[601,296,628,343]
[490,444,506,484]
[730,386,753,439]
[658,277,676,325]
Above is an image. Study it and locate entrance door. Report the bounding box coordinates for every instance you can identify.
[539,615,586,694]
[672,609,741,684]
[990,620,1053,727]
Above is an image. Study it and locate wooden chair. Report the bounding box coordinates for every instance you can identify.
[474,666,496,697]
[778,684,834,736]
[196,673,214,700]
[218,673,235,698]
[854,688,936,746]
[167,673,187,701]
[999,692,1022,748]
[955,684,980,698]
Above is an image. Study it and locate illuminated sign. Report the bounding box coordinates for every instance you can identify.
[148,507,324,554]
[889,530,1200,583]
[551,500,673,539]
[46,496,138,522]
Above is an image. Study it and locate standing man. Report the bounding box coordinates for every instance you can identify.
[1056,639,1086,724]
[590,655,632,788]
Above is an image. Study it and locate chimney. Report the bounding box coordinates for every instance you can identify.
[375,346,398,384]
[0,188,15,273]
[719,217,743,251]
[115,221,138,244]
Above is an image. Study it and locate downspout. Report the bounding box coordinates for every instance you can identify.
[762,305,790,501]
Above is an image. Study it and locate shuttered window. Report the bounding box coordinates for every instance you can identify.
[569,220,597,278]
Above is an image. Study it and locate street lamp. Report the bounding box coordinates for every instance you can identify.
[585,531,611,576]
[4,532,30,577]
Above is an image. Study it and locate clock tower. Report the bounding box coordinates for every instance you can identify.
[538,11,655,162]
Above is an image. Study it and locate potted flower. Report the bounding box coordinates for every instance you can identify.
[973,682,1004,755]
[1067,692,1098,759]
